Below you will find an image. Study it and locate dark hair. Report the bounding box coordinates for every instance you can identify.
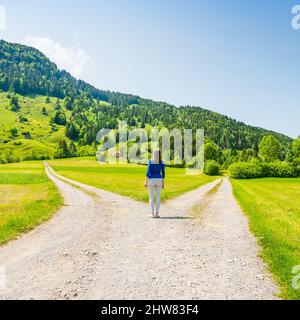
[158,150,162,164]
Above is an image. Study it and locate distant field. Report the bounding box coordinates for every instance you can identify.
[231,178,300,300]
[0,161,62,244]
[49,158,218,202]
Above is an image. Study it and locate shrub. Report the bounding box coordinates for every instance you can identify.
[229,162,261,179]
[21,153,51,161]
[230,161,299,179]
[2,151,21,164]
[268,162,298,178]
[0,157,7,164]
[9,128,18,137]
[292,158,300,176]
[18,113,28,123]
[77,145,96,157]
[292,158,300,167]
[168,160,184,168]
[204,160,220,176]
[21,131,32,139]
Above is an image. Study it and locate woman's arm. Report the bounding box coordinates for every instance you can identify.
[145,161,151,187]
[162,163,165,178]
[162,163,165,189]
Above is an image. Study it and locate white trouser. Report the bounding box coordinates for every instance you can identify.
[148,179,163,214]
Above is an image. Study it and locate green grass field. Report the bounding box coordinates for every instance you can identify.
[49,158,218,202]
[231,178,300,300]
[0,92,70,161]
[0,161,62,244]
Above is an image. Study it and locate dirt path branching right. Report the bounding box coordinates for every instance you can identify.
[0,164,279,300]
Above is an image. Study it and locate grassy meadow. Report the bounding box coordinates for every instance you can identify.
[0,161,62,244]
[231,178,300,300]
[0,92,70,160]
[49,157,218,202]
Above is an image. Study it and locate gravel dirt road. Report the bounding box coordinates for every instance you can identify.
[0,163,279,300]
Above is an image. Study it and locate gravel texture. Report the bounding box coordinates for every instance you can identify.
[0,163,279,300]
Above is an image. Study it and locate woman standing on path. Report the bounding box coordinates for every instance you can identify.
[144,150,165,218]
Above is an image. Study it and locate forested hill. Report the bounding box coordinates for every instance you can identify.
[0,39,140,105]
[0,39,293,162]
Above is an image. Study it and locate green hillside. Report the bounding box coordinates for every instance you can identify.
[0,92,70,161]
[0,39,140,104]
[0,39,295,165]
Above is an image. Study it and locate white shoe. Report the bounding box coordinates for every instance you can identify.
[148,213,155,218]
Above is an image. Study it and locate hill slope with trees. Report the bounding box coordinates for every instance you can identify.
[0,39,296,166]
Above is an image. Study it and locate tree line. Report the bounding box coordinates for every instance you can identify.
[1,39,298,170]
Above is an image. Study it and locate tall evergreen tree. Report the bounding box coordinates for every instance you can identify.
[52,110,67,125]
[66,121,79,140]
[55,139,71,159]
[10,95,20,112]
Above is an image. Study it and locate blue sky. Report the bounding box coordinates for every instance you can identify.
[0,0,299,138]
